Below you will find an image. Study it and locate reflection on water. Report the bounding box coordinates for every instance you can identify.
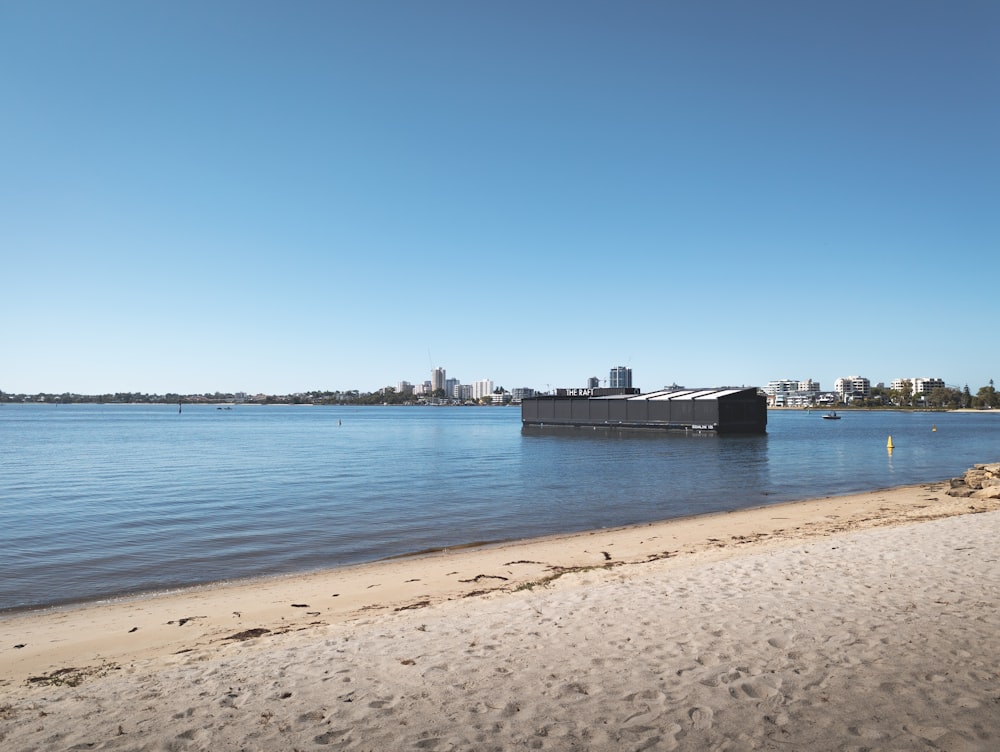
[519,425,772,525]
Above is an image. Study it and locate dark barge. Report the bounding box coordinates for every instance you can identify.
[521,387,767,434]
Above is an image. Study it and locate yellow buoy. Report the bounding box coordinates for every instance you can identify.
[932,425,937,432]
[887,435,894,449]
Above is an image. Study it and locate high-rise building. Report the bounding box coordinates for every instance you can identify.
[431,367,446,393]
[610,366,632,389]
[587,376,600,389]
[472,379,494,400]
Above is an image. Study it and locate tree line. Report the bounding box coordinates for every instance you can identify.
[850,381,998,409]
[3,381,998,409]
[0,388,505,406]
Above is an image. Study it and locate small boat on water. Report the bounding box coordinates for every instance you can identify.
[823,411,841,420]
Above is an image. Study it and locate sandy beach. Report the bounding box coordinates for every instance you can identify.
[2,480,999,750]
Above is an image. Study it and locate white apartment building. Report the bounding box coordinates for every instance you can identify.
[765,379,821,395]
[396,381,414,395]
[890,377,945,394]
[784,392,821,408]
[765,379,821,406]
[916,378,944,393]
[472,379,494,400]
[764,380,800,397]
[834,376,871,400]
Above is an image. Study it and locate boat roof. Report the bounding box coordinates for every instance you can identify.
[575,387,757,401]
[696,388,746,399]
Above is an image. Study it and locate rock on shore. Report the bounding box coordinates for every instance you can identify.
[948,462,1000,499]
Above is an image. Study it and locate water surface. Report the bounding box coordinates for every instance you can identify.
[1,404,997,611]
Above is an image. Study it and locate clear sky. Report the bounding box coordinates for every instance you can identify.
[3,1,997,395]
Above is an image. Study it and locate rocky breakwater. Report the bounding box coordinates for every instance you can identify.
[947,462,1000,499]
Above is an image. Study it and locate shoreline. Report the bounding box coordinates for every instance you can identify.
[0,477,960,619]
[2,479,999,750]
[0,479,954,620]
[3,477,996,688]
[0,465,985,619]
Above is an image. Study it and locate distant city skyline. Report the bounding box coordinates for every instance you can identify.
[3,363,990,399]
[373,364,981,400]
[3,3,997,396]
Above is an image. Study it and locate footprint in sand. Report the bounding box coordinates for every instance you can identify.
[739,678,781,699]
[848,725,888,741]
[904,724,951,742]
[702,668,742,687]
[627,689,666,703]
[175,728,211,743]
[415,739,445,750]
[314,728,350,745]
[950,695,983,709]
[688,706,714,730]
[501,701,521,717]
[559,682,592,697]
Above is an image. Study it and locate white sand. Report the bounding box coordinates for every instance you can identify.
[2,482,999,750]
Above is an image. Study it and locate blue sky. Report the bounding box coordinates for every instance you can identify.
[3,1,997,395]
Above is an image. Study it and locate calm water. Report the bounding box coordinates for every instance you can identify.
[2,404,998,612]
